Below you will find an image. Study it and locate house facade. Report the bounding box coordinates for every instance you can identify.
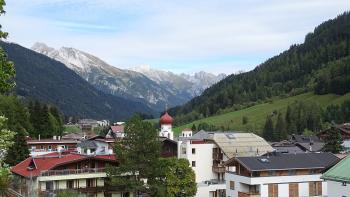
[178,131,274,197]
[225,152,339,197]
[319,123,350,152]
[27,138,79,156]
[322,154,350,197]
[10,152,130,197]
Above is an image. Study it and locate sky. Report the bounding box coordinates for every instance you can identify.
[1,0,350,74]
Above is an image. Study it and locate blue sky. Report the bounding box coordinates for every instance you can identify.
[2,0,350,74]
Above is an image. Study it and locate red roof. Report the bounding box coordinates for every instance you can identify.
[111,125,124,133]
[11,152,116,178]
[182,128,192,132]
[160,112,173,125]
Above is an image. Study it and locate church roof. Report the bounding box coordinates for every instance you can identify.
[160,112,173,125]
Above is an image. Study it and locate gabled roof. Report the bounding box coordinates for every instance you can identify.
[322,154,350,182]
[158,136,177,145]
[110,125,124,133]
[179,130,273,157]
[11,152,116,178]
[78,140,98,148]
[229,152,339,171]
[211,132,274,157]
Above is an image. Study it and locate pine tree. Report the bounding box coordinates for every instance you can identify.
[262,115,274,142]
[191,124,196,132]
[275,112,287,140]
[4,129,29,166]
[107,115,161,195]
[323,125,344,153]
[49,106,63,136]
[0,0,15,95]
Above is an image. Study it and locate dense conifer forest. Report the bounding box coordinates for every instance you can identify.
[170,12,350,126]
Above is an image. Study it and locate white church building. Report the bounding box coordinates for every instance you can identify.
[159,112,174,140]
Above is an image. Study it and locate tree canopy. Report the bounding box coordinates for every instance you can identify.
[108,115,196,196]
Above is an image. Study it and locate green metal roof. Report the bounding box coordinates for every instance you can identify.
[322,155,350,182]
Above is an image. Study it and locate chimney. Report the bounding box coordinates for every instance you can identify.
[38,134,41,141]
[53,136,57,140]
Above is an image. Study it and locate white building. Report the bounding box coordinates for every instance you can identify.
[77,137,114,155]
[322,154,350,197]
[159,112,174,140]
[178,131,273,197]
[181,128,193,137]
[225,152,339,197]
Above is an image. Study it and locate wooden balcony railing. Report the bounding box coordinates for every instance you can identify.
[238,192,261,197]
[212,165,226,173]
[40,168,106,177]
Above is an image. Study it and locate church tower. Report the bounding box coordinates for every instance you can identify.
[159,112,174,140]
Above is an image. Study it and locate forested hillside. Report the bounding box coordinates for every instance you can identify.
[173,93,350,135]
[170,12,350,125]
[0,42,155,120]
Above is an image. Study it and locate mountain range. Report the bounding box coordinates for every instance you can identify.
[0,41,154,120]
[31,43,226,111]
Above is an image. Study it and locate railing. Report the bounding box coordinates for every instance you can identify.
[203,179,226,185]
[29,148,77,152]
[238,192,261,197]
[40,168,106,176]
[212,165,226,173]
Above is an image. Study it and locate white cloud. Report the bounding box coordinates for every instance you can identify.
[2,0,350,74]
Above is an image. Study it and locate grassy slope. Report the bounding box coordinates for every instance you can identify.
[63,124,81,134]
[173,92,350,135]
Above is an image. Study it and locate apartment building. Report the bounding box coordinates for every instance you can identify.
[225,152,339,197]
[178,130,273,197]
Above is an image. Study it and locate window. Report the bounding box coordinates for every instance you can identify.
[48,145,52,150]
[309,169,317,174]
[268,171,276,176]
[252,171,260,177]
[309,181,322,196]
[45,181,54,191]
[342,182,347,186]
[192,148,196,154]
[192,161,196,167]
[288,170,296,176]
[67,180,74,189]
[86,179,96,187]
[230,181,235,190]
[181,147,186,154]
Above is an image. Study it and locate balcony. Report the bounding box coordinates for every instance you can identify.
[238,192,261,197]
[40,168,105,177]
[212,153,223,161]
[212,165,225,173]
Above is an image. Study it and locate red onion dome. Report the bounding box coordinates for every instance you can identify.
[160,112,173,125]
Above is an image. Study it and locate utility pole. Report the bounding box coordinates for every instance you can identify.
[27,167,33,197]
